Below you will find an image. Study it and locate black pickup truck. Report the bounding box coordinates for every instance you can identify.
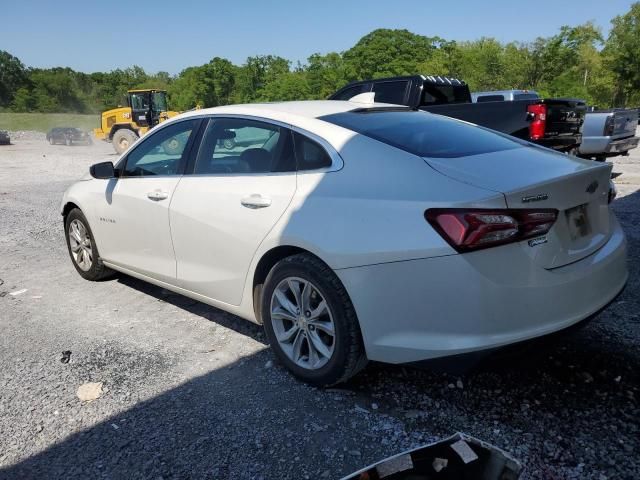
[330,75,586,153]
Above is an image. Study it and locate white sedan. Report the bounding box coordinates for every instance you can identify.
[61,99,628,385]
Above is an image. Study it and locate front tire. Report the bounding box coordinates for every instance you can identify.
[112,129,138,154]
[64,208,113,281]
[261,253,367,386]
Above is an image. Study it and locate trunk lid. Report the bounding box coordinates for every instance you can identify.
[424,146,613,269]
[611,108,638,138]
[542,98,586,138]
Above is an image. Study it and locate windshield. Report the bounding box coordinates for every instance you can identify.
[152,92,168,112]
[320,109,525,158]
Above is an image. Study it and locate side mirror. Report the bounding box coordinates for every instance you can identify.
[90,161,116,179]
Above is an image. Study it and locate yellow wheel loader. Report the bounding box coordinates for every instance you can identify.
[94,89,180,154]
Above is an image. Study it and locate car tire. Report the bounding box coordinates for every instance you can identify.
[223,138,236,150]
[64,208,114,281]
[261,253,367,386]
[112,129,138,154]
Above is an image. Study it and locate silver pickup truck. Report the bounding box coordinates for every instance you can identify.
[578,108,639,161]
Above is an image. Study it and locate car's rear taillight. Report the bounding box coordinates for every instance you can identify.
[425,208,558,252]
[608,180,617,204]
[527,103,547,140]
[604,115,615,136]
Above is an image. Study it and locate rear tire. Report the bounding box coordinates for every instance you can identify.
[261,253,367,386]
[64,208,114,281]
[112,129,138,154]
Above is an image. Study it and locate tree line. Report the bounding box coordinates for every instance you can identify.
[1,3,639,114]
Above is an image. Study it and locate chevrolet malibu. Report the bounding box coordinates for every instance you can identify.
[61,99,628,386]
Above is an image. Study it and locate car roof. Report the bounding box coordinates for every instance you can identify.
[180,100,408,127]
[176,100,408,148]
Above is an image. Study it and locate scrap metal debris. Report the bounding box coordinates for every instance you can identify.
[60,351,72,364]
[342,432,522,480]
[76,382,103,402]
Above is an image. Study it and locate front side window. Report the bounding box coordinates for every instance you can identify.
[123,119,198,177]
[194,118,295,174]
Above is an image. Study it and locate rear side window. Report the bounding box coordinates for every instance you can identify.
[319,110,524,158]
[514,93,540,100]
[372,81,409,105]
[421,84,470,105]
[194,118,296,174]
[293,132,332,170]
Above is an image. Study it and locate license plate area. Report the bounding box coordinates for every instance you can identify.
[565,204,591,240]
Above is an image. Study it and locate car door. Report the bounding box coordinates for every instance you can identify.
[92,118,201,283]
[169,117,298,306]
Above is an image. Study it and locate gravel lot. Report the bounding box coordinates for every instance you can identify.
[0,130,639,479]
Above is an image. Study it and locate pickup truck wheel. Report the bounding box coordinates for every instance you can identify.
[112,129,138,154]
[261,253,367,386]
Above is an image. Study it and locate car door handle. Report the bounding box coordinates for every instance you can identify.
[147,190,169,201]
[241,194,272,209]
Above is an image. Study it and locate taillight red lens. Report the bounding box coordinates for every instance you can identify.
[527,103,547,140]
[604,116,615,136]
[425,208,558,252]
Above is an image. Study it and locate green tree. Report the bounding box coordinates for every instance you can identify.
[604,2,640,106]
[0,50,29,108]
[233,55,290,102]
[306,52,354,99]
[343,29,440,79]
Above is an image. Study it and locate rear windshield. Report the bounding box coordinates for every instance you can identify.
[319,110,524,158]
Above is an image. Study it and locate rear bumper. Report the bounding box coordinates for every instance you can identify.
[579,135,639,156]
[535,135,581,151]
[337,215,628,364]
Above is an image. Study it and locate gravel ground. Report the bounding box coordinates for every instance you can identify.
[0,133,639,480]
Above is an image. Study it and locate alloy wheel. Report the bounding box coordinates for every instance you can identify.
[270,277,336,370]
[68,219,93,271]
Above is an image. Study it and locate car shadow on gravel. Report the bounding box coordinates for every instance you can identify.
[115,274,268,345]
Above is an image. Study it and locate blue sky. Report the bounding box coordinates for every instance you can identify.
[1,0,635,74]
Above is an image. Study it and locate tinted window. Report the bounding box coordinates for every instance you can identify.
[476,95,505,103]
[421,84,470,105]
[319,110,524,158]
[332,84,368,101]
[514,93,540,100]
[123,119,198,177]
[194,118,295,174]
[293,132,332,170]
[372,81,409,105]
